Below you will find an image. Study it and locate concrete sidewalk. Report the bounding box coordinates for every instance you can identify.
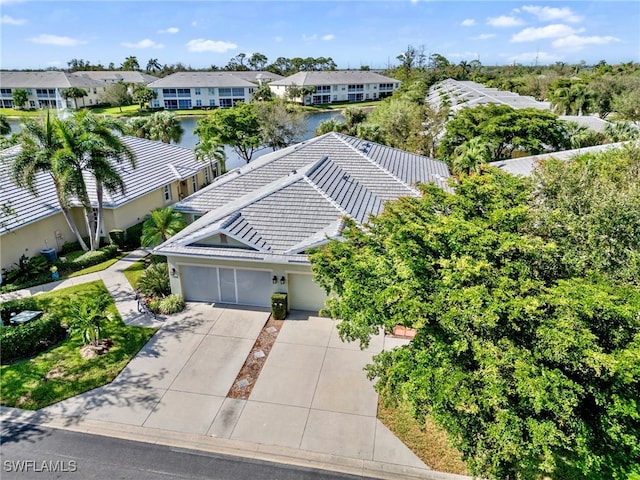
[0,253,471,480]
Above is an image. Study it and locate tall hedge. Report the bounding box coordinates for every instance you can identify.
[0,313,67,364]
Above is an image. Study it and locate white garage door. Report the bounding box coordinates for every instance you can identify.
[181,266,272,307]
[288,273,327,313]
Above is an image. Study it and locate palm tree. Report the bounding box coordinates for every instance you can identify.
[452,137,491,176]
[11,111,89,250]
[56,111,135,250]
[146,58,162,73]
[195,137,226,177]
[141,207,187,247]
[549,86,572,115]
[147,111,184,144]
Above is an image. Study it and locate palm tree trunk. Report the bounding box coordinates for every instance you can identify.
[93,183,104,249]
[84,208,96,251]
[53,182,89,251]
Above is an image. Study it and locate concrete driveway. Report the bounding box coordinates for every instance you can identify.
[40,303,433,477]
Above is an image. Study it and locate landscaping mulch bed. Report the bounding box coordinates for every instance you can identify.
[227,315,283,400]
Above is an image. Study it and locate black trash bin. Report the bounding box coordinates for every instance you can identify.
[40,247,57,263]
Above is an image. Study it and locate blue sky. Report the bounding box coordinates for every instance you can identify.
[1,1,638,70]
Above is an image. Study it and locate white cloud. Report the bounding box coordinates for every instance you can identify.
[511,24,582,43]
[506,51,560,64]
[158,27,179,34]
[122,38,164,49]
[1,14,26,25]
[447,51,479,59]
[302,33,318,41]
[322,34,335,41]
[552,34,621,49]
[461,18,475,27]
[471,33,495,40]
[29,34,86,46]
[487,15,524,28]
[186,39,237,53]
[522,5,583,23]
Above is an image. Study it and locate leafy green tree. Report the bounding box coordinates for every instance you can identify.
[613,89,640,124]
[121,56,140,71]
[367,98,424,150]
[251,83,273,102]
[132,84,155,110]
[0,114,10,135]
[195,102,263,163]
[254,99,307,150]
[60,87,88,109]
[12,88,28,109]
[248,52,268,70]
[141,207,187,247]
[146,111,184,144]
[530,144,640,283]
[439,104,569,163]
[99,82,132,112]
[309,167,640,479]
[11,111,89,250]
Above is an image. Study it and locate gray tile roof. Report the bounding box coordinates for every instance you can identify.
[73,71,159,84]
[156,133,451,264]
[270,70,398,86]
[427,79,550,113]
[559,115,611,132]
[147,71,279,88]
[489,142,626,177]
[0,71,104,89]
[0,137,203,234]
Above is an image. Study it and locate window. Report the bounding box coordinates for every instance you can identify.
[163,88,177,97]
[196,99,202,107]
[177,88,191,97]
[191,175,198,193]
[204,167,211,184]
[208,88,215,95]
[220,98,233,108]
[195,88,201,95]
[232,87,244,96]
[163,185,172,202]
[316,85,330,93]
[348,84,364,92]
[164,99,178,109]
[219,88,231,97]
[178,99,192,109]
[0,88,11,96]
[209,99,216,106]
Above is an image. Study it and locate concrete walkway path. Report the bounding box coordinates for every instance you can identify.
[0,252,470,480]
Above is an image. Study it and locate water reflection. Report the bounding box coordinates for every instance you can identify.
[7,110,343,171]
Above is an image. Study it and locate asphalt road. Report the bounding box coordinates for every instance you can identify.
[1,422,373,480]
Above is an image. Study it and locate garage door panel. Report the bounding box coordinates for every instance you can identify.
[236,269,272,306]
[182,266,220,303]
[288,273,327,312]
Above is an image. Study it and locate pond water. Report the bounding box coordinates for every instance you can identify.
[6,110,344,171]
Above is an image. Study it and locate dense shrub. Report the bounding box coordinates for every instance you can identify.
[137,262,170,297]
[0,297,40,325]
[63,245,118,269]
[60,238,90,255]
[125,222,145,249]
[109,229,125,249]
[0,313,67,364]
[271,293,288,320]
[3,254,49,285]
[158,294,185,314]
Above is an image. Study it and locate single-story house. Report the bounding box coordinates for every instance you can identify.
[488,142,626,176]
[426,79,551,114]
[268,71,401,105]
[154,132,451,312]
[146,71,284,110]
[0,136,211,269]
[0,71,158,110]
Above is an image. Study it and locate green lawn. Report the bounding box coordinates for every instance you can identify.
[123,258,146,289]
[66,253,126,278]
[0,280,156,410]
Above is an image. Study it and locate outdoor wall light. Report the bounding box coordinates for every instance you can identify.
[272,275,278,284]
[171,267,178,278]
[280,276,286,285]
